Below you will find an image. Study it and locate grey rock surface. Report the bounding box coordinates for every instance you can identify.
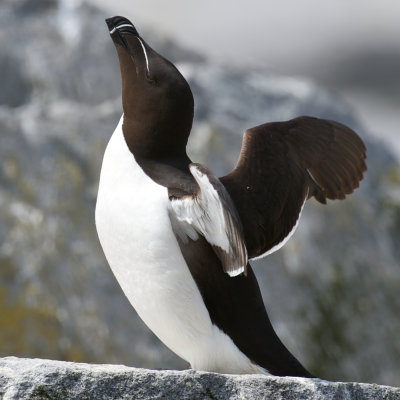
[1,357,399,400]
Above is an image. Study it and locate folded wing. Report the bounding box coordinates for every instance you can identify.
[170,163,248,276]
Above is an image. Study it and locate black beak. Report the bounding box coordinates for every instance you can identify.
[105,16,139,48]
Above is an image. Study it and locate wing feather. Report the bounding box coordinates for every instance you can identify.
[170,163,248,276]
[220,116,367,260]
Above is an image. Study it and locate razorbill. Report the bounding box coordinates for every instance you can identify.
[95,16,367,378]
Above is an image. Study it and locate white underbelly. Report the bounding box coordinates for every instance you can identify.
[95,117,266,374]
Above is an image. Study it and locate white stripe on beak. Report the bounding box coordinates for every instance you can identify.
[109,23,135,34]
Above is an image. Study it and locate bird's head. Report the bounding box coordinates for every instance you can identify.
[106,16,194,158]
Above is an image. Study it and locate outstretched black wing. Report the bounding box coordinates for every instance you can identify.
[220,116,367,260]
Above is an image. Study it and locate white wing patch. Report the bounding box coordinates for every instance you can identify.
[170,164,248,277]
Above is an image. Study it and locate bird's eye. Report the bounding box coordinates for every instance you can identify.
[146,73,157,85]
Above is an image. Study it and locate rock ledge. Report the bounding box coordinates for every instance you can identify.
[0,357,399,400]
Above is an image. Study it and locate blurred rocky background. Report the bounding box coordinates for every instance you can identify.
[0,0,399,387]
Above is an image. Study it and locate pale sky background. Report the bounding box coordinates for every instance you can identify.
[88,0,400,158]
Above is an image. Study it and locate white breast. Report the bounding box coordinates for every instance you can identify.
[95,116,267,374]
